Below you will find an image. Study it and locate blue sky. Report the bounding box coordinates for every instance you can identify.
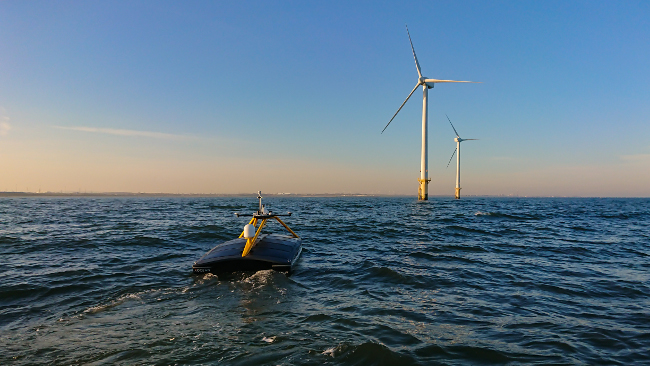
[1,1,649,196]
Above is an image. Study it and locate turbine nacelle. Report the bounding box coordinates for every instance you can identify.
[418,77,435,89]
[455,137,478,143]
[381,27,481,134]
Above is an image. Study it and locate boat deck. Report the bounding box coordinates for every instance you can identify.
[193,233,302,274]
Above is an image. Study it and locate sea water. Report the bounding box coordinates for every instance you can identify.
[1,197,649,365]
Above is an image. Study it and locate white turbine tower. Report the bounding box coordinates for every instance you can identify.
[445,114,478,199]
[382,26,479,200]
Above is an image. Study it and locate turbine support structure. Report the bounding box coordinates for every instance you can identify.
[455,139,461,199]
[418,178,432,200]
[419,85,429,200]
[447,115,478,201]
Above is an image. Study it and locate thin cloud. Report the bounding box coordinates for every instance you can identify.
[53,126,196,140]
[0,122,10,136]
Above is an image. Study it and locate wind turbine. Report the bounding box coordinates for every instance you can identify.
[382,26,479,200]
[445,114,478,199]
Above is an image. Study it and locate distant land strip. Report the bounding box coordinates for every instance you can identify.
[0,192,622,198]
[0,192,414,198]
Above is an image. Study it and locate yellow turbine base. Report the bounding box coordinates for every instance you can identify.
[418,178,431,201]
[455,187,461,200]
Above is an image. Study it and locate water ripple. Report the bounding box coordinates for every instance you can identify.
[1,197,649,365]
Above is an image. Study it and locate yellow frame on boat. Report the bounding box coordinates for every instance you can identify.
[238,216,299,257]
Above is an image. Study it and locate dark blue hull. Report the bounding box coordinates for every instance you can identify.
[193,234,302,274]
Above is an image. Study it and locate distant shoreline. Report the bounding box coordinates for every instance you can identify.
[0,192,414,198]
[0,192,647,198]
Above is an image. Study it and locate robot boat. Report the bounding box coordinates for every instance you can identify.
[193,192,302,274]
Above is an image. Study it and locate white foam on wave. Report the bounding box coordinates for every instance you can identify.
[186,273,219,291]
[322,343,352,357]
[84,288,165,315]
[475,211,494,216]
[84,292,141,314]
[262,335,276,343]
[243,269,276,288]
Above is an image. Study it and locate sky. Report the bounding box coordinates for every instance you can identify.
[1,0,649,196]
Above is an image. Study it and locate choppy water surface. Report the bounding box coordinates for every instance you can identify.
[1,197,649,365]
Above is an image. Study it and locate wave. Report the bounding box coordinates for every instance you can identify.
[83,291,145,315]
[446,225,501,236]
[80,286,184,317]
[363,265,427,288]
[474,211,541,220]
[2,196,649,365]
[445,345,514,363]
[206,204,247,210]
[599,211,649,220]
[570,225,596,232]
[181,231,232,241]
[0,235,18,244]
[242,269,277,287]
[322,341,418,365]
[112,235,168,246]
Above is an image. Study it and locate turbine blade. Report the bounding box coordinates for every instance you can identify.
[406,25,422,78]
[446,148,457,169]
[424,79,480,83]
[464,139,479,140]
[446,114,460,138]
[381,83,420,133]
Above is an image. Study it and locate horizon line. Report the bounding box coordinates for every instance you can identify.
[1,192,648,199]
